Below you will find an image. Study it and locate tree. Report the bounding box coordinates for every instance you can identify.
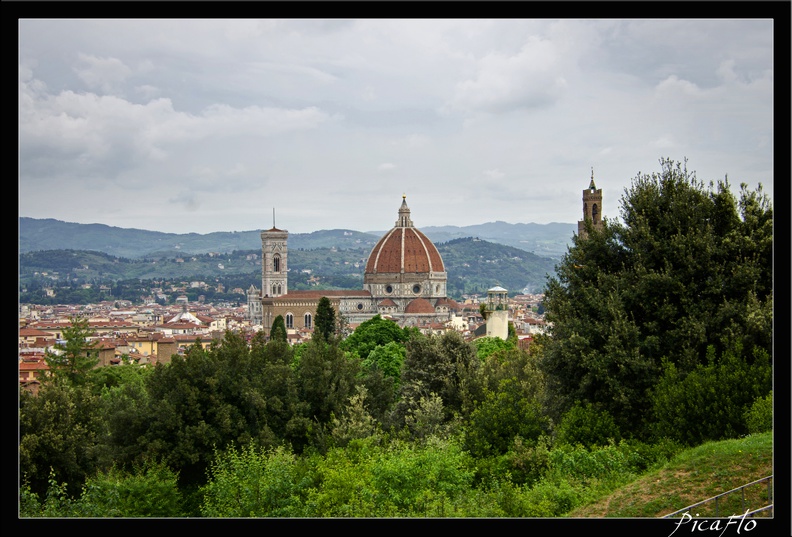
[362,341,406,390]
[472,336,515,361]
[465,348,550,457]
[44,316,99,385]
[20,382,102,499]
[341,314,411,360]
[464,377,550,458]
[294,339,361,450]
[270,315,287,343]
[391,331,481,429]
[538,158,773,439]
[314,296,336,341]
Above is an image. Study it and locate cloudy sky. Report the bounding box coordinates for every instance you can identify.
[18,18,775,235]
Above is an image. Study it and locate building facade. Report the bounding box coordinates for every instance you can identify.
[248,197,459,337]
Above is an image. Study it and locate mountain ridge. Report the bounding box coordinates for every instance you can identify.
[19,217,575,260]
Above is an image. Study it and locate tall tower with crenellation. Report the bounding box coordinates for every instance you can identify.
[578,168,603,238]
[261,213,288,299]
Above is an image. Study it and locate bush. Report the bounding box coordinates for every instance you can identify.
[200,444,305,517]
[744,391,772,434]
[554,401,621,448]
[549,442,633,484]
[502,435,552,486]
[650,343,771,445]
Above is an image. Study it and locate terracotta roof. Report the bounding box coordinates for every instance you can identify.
[19,327,55,337]
[378,298,397,307]
[434,297,462,310]
[19,361,49,371]
[404,298,436,314]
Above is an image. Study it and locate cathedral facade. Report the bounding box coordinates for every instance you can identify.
[247,196,459,337]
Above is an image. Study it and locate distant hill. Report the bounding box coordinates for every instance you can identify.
[409,221,574,259]
[19,217,575,259]
[20,237,560,301]
[18,218,381,259]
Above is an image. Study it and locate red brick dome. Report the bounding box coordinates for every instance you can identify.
[404,297,436,314]
[365,197,444,275]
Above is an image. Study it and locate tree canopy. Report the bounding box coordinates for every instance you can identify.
[538,158,772,440]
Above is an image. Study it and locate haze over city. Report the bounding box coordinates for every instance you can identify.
[19,17,774,235]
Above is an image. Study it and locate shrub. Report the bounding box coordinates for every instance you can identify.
[554,401,621,448]
[650,344,771,445]
[744,391,772,434]
[200,444,305,517]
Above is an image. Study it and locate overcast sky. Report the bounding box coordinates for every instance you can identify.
[18,18,775,235]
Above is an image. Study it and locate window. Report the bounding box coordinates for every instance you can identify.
[385,284,393,294]
[304,313,312,328]
[273,254,281,273]
[286,313,294,329]
[357,303,363,310]
[413,284,421,294]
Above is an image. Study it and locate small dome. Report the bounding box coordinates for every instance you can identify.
[405,297,436,314]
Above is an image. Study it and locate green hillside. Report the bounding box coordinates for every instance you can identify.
[19,237,559,304]
[569,432,774,518]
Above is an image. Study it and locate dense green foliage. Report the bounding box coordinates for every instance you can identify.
[554,402,622,448]
[744,391,773,435]
[538,159,772,441]
[341,314,413,360]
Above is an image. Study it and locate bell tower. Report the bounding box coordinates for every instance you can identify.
[578,168,603,238]
[261,211,288,298]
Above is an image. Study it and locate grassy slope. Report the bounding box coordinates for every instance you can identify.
[568,432,774,518]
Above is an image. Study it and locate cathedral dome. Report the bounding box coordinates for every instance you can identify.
[364,196,445,275]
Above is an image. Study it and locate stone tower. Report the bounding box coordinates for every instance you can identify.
[578,168,603,238]
[261,224,288,299]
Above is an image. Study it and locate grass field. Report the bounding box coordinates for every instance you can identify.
[568,432,773,518]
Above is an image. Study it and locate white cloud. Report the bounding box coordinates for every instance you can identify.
[443,35,570,115]
[74,53,133,94]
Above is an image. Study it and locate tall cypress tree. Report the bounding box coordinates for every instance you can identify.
[314,296,336,342]
[270,315,287,343]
